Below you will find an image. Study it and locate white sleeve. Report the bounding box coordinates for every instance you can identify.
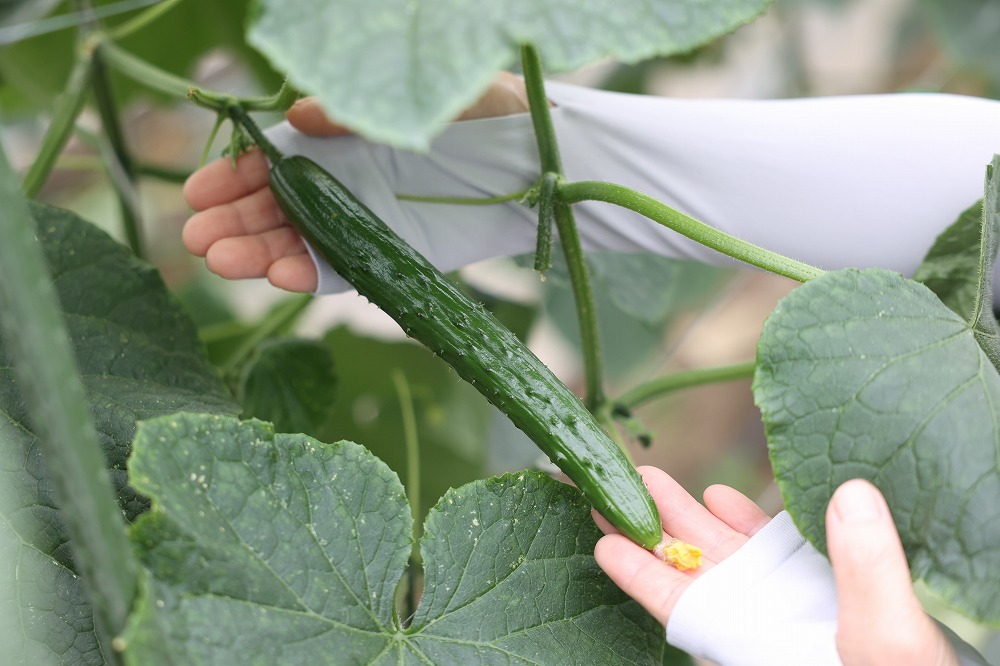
[665,511,990,666]
[666,511,841,666]
[266,82,1000,297]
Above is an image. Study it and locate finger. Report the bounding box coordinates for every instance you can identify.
[183,187,289,257]
[183,150,271,211]
[204,227,308,281]
[826,480,946,665]
[286,98,353,137]
[703,484,770,538]
[638,466,749,561]
[456,72,530,120]
[594,533,691,626]
[268,254,319,293]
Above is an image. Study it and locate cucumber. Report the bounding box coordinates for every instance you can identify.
[266,152,663,549]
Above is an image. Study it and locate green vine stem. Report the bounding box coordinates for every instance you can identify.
[135,161,192,184]
[521,44,606,410]
[98,39,300,112]
[558,180,825,283]
[615,360,756,411]
[91,47,144,257]
[97,38,192,98]
[107,0,184,40]
[395,188,530,205]
[220,294,313,374]
[392,370,422,623]
[0,142,137,663]
[21,54,95,197]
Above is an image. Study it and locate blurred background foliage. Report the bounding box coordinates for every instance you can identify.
[2,0,999,658]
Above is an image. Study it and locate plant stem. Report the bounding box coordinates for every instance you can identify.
[521,44,605,410]
[395,188,530,206]
[220,294,313,373]
[99,39,299,112]
[616,360,756,410]
[136,161,192,184]
[558,180,825,283]
[0,140,137,663]
[22,55,95,197]
[91,46,144,257]
[107,0,184,41]
[97,38,193,98]
[226,104,283,162]
[392,370,422,621]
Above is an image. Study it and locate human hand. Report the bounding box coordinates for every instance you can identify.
[181,73,529,292]
[594,470,960,665]
[826,479,958,666]
[592,466,771,625]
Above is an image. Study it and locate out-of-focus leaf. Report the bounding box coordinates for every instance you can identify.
[238,337,337,435]
[921,0,1000,87]
[543,251,731,379]
[248,0,773,149]
[319,326,490,521]
[0,0,281,114]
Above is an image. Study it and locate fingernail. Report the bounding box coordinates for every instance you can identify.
[833,479,883,523]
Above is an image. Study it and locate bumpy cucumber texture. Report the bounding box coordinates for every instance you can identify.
[269,153,663,550]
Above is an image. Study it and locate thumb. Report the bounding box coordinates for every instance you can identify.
[285,98,353,137]
[825,479,952,665]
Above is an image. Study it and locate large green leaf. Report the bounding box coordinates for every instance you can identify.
[0,203,239,664]
[247,0,773,149]
[755,158,1000,624]
[122,413,672,665]
[753,268,1000,623]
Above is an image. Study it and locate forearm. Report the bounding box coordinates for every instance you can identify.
[269,82,1000,295]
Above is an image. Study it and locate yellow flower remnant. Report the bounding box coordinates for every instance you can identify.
[653,538,703,571]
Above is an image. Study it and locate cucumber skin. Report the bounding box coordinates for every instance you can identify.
[269,155,662,549]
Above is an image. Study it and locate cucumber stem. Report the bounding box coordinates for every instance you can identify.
[534,172,559,274]
[226,105,284,163]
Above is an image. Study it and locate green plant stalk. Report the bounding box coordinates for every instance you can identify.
[91,47,144,257]
[396,188,529,206]
[0,142,137,663]
[107,0,185,40]
[136,161,192,184]
[392,370,422,622]
[558,181,825,283]
[521,44,605,410]
[99,39,299,112]
[97,38,192,98]
[21,55,95,197]
[221,294,313,373]
[616,360,756,410]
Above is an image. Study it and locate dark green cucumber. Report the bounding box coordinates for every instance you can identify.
[269,154,662,549]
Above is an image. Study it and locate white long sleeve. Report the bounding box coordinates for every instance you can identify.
[266,82,1000,297]
[666,511,840,665]
[666,511,989,666]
